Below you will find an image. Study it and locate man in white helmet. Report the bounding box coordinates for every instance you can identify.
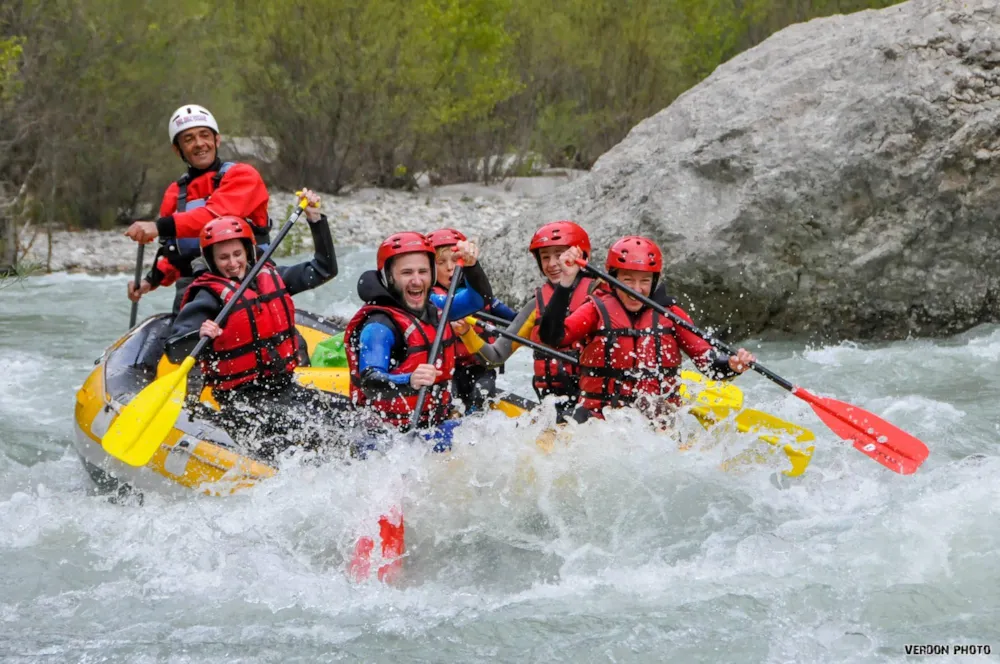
[126,104,272,312]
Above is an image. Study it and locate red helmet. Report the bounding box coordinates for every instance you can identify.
[200,216,256,275]
[425,228,467,249]
[606,236,662,273]
[200,215,256,250]
[377,232,435,271]
[529,221,591,259]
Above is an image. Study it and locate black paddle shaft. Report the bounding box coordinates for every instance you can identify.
[472,310,510,327]
[128,242,145,329]
[189,204,307,360]
[471,317,578,365]
[411,264,464,428]
[580,262,795,392]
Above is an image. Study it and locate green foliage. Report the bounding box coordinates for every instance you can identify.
[0,35,22,101]
[0,0,905,226]
[227,0,521,191]
[0,0,233,228]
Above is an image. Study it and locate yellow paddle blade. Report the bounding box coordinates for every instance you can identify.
[733,408,815,444]
[102,356,195,467]
[732,408,816,477]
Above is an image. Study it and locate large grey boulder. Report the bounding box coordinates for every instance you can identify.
[486,0,1000,341]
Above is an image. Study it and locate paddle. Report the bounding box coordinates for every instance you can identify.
[469,314,807,462]
[472,309,513,327]
[469,315,577,364]
[575,258,929,475]
[102,198,311,467]
[410,260,464,428]
[350,256,465,583]
[128,243,145,329]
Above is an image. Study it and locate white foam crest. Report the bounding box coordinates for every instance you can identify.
[0,352,66,425]
[7,270,132,287]
[879,394,965,423]
[950,325,1000,362]
[0,403,997,660]
[801,341,862,366]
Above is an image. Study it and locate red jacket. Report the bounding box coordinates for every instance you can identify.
[529,276,597,398]
[345,304,457,428]
[154,163,270,286]
[161,162,269,237]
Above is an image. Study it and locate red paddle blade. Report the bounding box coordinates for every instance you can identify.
[347,508,405,584]
[794,388,929,475]
[377,510,405,584]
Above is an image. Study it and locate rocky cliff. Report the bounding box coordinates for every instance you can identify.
[487,0,1000,341]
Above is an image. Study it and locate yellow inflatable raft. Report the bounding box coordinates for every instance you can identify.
[73,310,532,500]
[73,310,813,500]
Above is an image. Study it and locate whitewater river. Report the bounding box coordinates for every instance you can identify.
[1,249,998,663]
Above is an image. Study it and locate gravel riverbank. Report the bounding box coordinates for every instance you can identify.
[16,174,581,274]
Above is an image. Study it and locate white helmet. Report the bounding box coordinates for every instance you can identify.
[167,104,219,144]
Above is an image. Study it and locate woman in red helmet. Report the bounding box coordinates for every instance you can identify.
[538,237,756,425]
[456,220,600,419]
[344,231,489,438]
[163,189,350,458]
[426,228,515,412]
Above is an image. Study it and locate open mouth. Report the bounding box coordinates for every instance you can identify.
[405,286,426,306]
[623,292,645,308]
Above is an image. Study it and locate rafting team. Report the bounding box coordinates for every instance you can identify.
[124,104,757,457]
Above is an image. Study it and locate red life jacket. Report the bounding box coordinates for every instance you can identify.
[180,263,300,391]
[431,283,497,368]
[530,276,597,398]
[344,304,456,428]
[162,163,272,263]
[577,290,682,413]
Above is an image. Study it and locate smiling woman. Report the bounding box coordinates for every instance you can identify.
[209,239,249,280]
[159,192,352,458]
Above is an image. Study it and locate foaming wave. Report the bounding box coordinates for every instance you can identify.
[0,352,61,420]
[2,405,997,661]
[878,394,965,425]
[801,341,862,366]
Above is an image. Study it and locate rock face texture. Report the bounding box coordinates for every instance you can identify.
[486,0,1000,341]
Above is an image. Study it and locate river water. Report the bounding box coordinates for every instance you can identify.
[1,249,997,663]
